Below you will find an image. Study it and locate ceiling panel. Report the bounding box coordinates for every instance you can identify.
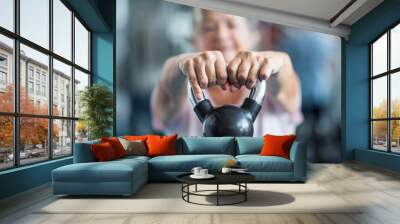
[166,0,384,38]
[225,0,352,21]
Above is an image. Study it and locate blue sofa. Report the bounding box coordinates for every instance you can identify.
[52,137,307,196]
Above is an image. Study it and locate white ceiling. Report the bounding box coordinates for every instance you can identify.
[165,0,384,38]
[227,0,353,22]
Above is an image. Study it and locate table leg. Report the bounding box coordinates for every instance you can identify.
[245,183,247,201]
[217,184,219,206]
[195,184,197,192]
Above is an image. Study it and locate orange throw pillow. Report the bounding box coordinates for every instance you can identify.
[260,134,296,159]
[101,137,127,158]
[91,142,117,161]
[146,134,178,157]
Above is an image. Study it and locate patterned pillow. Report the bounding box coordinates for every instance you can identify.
[118,137,147,156]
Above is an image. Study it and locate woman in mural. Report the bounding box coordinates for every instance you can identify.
[151,9,303,136]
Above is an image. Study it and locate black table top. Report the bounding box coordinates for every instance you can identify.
[177,172,255,185]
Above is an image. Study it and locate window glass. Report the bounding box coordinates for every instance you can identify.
[0,116,13,170]
[372,121,388,151]
[391,72,400,118]
[0,34,13,113]
[372,33,387,76]
[74,18,89,70]
[391,24,400,70]
[372,76,387,119]
[391,120,400,153]
[53,0,72,60]
[0,0,14,31]
[74,69,89,118]
[53,59,72,117]
[53,119,72,157]
[19,117,49,165]
[20,44,49,115]
[75,120,88,143]
[20,0,49,49]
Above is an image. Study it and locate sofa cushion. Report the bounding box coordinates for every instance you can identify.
[73,139,100,163]
[147,134,177,157]
[53,158,147,183]
[101,137,127,158]
[91,142,118,161]
[235,137,263,155]
[149,154,235,172]
[260,134,296,159]
[118,138,147,156]
[236,155,293,172]
[178,137,235,155]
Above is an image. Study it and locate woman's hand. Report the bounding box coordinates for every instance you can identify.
[227,51,286,89]
[177,50,290,99]
[177,51,228,100]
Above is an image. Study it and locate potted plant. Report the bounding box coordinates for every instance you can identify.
[79,84,113,140]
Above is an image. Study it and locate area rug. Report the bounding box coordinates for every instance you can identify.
[37,183,362,214]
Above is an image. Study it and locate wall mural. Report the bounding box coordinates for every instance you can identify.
[116,0,341,162]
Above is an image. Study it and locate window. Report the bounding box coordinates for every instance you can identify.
[74,18,90,70]
[0,0,91,170]
[35,70,40,81]
[0,34,14,113]
[370,23,400,154]
[42,85,46,97]
[28,81,34,94]
[0,116,13,170]
[53,59,72,117]
[0,0,14,32]
[20,0,49,49]
[35,84,40,95]
[53,0,72,60]
[0,55,7,67]
[28,67,34,80]
[53,119,72,158]
[0,71,6,85]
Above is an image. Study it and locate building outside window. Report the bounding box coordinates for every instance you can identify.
[0,0,91,170]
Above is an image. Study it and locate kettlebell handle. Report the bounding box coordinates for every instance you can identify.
[187,80,267,107]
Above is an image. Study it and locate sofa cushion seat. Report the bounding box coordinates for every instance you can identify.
[149,154,235,172]
[53,159,147,183]
[236,155,293,172]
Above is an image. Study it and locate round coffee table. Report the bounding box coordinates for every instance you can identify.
[177,173,255,206]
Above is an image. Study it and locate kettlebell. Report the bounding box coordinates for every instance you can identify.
[187,80,266,137]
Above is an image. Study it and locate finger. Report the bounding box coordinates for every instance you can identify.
[205,61,217,87]
[215,55,228,86]
[237,59,251,86]
[187,63,203,100]
[227,57,241,87]
[246,62,261,89]
[194,59,208,89]
[259,63,273,80]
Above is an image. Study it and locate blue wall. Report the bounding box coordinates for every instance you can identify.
[344,0,400,171]
[0,158,72,199]
[0,0,115,200]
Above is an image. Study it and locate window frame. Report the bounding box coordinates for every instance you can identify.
[0,0,92,171]
[370,20,400,154]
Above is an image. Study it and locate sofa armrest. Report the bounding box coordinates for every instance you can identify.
[289,141,307,181]
[73,140,99,163]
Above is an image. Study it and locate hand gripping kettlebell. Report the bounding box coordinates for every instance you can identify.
[187,81,266,137]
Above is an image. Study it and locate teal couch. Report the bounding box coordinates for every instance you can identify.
[52,137,307,196]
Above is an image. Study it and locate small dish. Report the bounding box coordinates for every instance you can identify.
[190,174,215,179]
